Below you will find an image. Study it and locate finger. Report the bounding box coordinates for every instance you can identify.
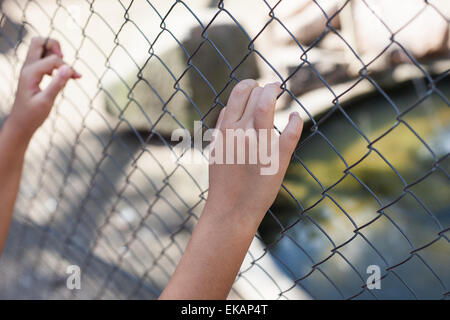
[223,79,258,126]
[34,65,74,106]
[238,86,264,126]
[25,37,63,65]
[42,39,63,59]
[215,107,226,130]
[280,112,303,163]
[211,107,226,145]
[253,82,282,130]
[26,54,64,80]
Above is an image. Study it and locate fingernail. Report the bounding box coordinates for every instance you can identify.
[73,70,82,78]
[59,65,71,78]
[290,112,300,120]
[272,81,282,87]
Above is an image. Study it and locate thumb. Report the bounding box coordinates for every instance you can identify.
[280,112,303,165]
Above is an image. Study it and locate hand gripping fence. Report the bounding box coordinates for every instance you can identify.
[0,0,449,299]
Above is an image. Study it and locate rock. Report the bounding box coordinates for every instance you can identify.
[105,24,260,136]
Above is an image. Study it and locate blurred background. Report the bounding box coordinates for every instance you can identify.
[0,0,448,299]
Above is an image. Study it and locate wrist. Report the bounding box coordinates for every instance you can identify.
[1,116,32,152]
[202,199,264,235]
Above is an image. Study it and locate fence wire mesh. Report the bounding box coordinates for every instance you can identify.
[0,0,449,299]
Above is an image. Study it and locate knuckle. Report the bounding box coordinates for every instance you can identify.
[257,101,271,114]
[234,79,257,95]
[31,36,44,45]
[233,85,247,96]
[241,79,258,88]
[45,55,63,68]
[49,39,60,49]
[49,54,61,62]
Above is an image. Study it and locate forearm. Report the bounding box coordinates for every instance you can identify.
[0,119,30,254]
[160,202,262,300]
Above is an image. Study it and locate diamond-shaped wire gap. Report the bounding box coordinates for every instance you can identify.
[333,233,393,298]
[346,145,405,204]
[405,168,450,230]
[319,78,399,140]
[264,213,341,282]
[357,211,415,266]
[325,173,390,228]
[89,0,134,36]
[290,129,350,192]
[239,238,313,300]
[317,248,377,299]
[410,235,450,296]
[287,253,346,299]
[396,88,449,158]
[370,121,438,185]
[381,193,443,248]
[356,227,419,299]
[386,251,447,299]
[303,196,358,249]
[275,164,324,219]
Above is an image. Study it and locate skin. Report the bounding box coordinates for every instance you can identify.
[0,37,81,253]
[0,39,303,300]
[160,80,303,300]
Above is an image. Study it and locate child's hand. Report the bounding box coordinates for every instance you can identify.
[161,80,303,299]
[206,79,303,230]
[7,37,81,142]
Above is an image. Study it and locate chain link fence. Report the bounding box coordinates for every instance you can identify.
[0,0,449,299]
